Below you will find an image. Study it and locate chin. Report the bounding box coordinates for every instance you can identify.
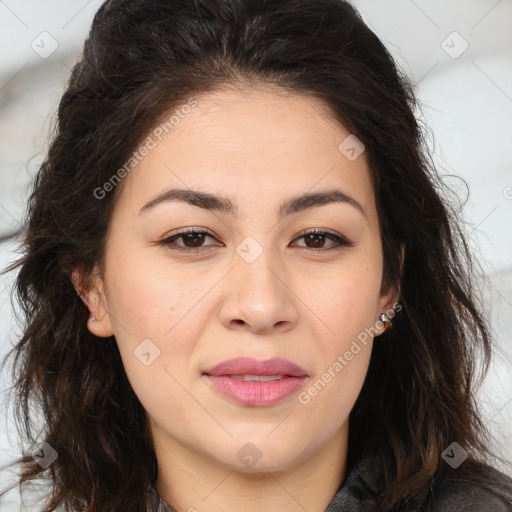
[208,437,315,474]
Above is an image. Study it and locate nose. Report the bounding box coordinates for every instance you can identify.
[218,243,299,334]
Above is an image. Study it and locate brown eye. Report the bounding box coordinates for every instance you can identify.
[292,229,353,251]
[160,229,220,252]
[160,228,353,254]
[178,232,208,248]
[302,232,331,249]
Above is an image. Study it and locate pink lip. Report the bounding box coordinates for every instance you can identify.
[204,357,308,377]
[203,357,309,407]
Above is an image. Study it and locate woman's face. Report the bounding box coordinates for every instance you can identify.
[81,86,395,473]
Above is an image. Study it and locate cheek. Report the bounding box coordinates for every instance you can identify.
[295,259,381,411]
[298,331,373,435]
[121,348,213,451]
[105,247,207,342]
[300,259,383,339]
[103,258,209,403]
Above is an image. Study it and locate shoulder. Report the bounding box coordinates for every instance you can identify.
[431,473,512,512]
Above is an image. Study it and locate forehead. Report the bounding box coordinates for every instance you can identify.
[115,85,376,220]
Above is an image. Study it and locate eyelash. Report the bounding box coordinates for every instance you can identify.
[159,228,354,253]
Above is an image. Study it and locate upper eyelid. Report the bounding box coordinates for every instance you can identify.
[161,227,351,247]
[162,227,216,241]
[162,227,344,239]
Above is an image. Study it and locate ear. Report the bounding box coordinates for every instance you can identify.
[376,243,404,334]
[71,266,115,338]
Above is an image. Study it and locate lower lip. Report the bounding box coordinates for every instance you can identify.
[204,375,308,406]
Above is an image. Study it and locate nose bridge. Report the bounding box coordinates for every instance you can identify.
[220,234,298,331]
[235,235,283,303]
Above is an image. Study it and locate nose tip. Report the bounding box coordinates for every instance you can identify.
[219,249,299,334]
[231,316,288,332]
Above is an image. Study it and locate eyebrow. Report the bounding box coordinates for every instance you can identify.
[139,187,367,220]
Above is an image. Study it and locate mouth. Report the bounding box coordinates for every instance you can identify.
[203,356,308,378]
[202,357,309,406]
[225,374,287,382]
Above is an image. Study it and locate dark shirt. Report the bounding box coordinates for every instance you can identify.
[146,446,512,512]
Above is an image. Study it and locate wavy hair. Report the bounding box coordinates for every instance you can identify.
[1,0,511,510]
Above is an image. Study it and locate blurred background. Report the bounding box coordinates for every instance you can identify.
[1,0,511,509]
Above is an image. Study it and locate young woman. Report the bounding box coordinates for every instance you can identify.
[1,0,511,510]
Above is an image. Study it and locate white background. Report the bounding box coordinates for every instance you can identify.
[1,0,511,509]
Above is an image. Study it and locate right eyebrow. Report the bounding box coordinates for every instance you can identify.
[139,187,367,221]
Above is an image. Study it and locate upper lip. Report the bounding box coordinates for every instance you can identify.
[203,357,308,377]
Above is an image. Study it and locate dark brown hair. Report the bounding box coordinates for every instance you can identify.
[1,0,511,510]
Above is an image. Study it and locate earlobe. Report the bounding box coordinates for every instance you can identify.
[378,312,392,332]
[376,247,404,336]
[376,276,401,333]
[376,295,398,336]
[71,267,115,338]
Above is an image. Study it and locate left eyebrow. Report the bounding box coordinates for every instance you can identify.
[138,187,367,220]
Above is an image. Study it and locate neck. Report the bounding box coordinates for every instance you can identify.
[152,422,348,512]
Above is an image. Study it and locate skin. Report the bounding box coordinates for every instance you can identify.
[74,84,397,512]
